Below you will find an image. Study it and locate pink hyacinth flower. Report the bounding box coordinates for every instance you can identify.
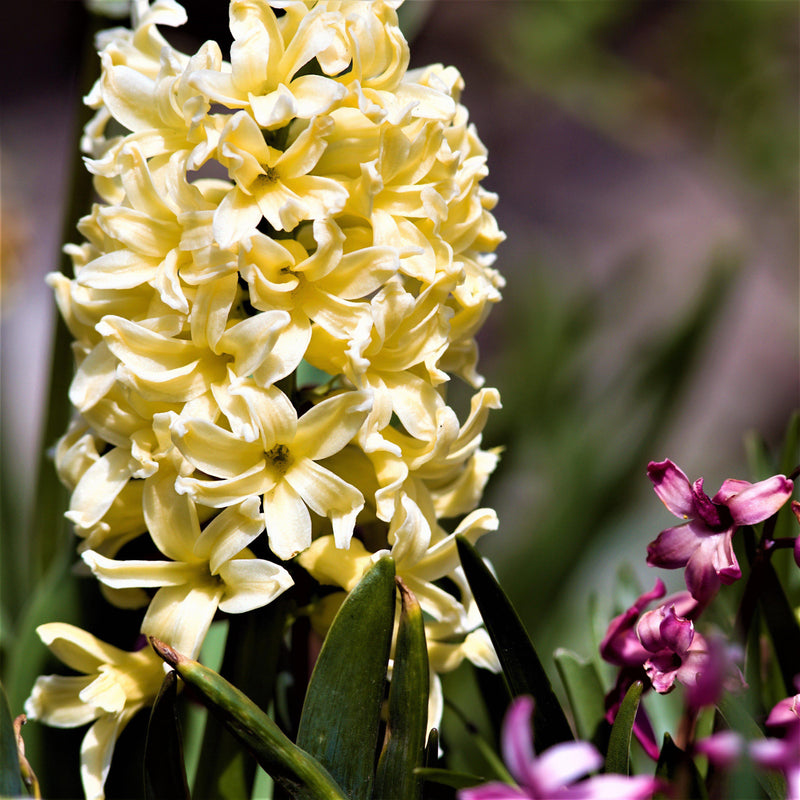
[698,692,800,800]
[765,678,800,730]
[458,696,660,800]
[599,580,699,759]
[646,459,793,605]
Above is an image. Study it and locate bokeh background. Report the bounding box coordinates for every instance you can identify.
[1,0,798,792]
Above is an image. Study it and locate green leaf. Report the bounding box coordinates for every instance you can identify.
[604,680,642,775]
[424,728,439,768]
[758,558,800,695]
[655,733,707,800]
[778,410,800,478]
[296,556,396,800]
[553,649,608,744]
[193,598,290,800]
[1,681,25,797]
[150,639,346,800]
[455,536,573,750]
[413,767,487,790]
[144,671,190,800]
[373,579,429,800]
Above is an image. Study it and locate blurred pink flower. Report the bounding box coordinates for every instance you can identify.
[458,696,660,800]
[697,686,800,800]
[765,678,800,730]
[646,459,793,604]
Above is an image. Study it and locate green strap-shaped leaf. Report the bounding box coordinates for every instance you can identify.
[297,556,396,800]
[424,728,439,769]
[455,536,573,750]
[144,671,190,800]
[655,734,707,800]
[553,648,608,745]
[604,680,642,775]
[373,579,429,800]
[150,639,346,800]
[1,681,25,798]
[194,598,290,800]
[414,768,488,790]
[756,558,800,695]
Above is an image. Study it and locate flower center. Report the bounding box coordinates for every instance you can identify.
[257,166,279,185]
[265,444,293,475]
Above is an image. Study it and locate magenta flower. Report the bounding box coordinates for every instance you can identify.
[697,688,800,800]
[636,601,707,694]
[599,579,668,669]
[458,696,660,800]
[683,635,745,712]
[646,459,793,605]
[765,678,800,729]
[601,580,685,759]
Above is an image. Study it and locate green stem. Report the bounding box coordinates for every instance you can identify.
[151,639,348,800]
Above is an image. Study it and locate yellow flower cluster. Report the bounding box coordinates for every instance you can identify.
[28,1,504,795]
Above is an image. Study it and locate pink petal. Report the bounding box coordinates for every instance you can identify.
[646,524,699,569]
[636,608,667,653]
[647,460,695,519]
[748,737,793,771]
[645,660,679,693]
[458,783,528,800]
[599,580,665,667]
[695,731,744,767]
[556,774,661,800]
[501,697,537,785]
[766,694,800,729]
[667,591,702,620]
[657,606,694,654]
[529,742,602,796]
[683,543,723,605]
[691,479,727,529]
[711,478,751,505]
[632,708,661,761]
[719,475,793,525]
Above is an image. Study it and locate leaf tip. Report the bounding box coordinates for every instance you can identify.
[149,636,183,669]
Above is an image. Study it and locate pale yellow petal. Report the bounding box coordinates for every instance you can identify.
[171,416,264,479]
[36,623,127,674]
[66,447,136,530]
[82,551,197,589]
[69,342,117,413]
[176,467,271,509]
[284,459,363,549]
[79,669,127,714]
[216,309,290,378]
[25,675,99,728]
[141,583,223,658]
[293,390,371,461]
[296,535,376,592]
[195,497,264,573]
[80,713,126,800]
[143,463,201,560]
[77,249,156,290]
[217,558,293,613]
[263,479,311,560]
[213,184,262,248]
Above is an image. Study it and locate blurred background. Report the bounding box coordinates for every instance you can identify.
[1,0,798,788]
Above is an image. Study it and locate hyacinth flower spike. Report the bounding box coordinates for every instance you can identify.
[458,696,660,800]
[646,459,793,605]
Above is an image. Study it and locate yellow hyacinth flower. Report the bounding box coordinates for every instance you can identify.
[31,0,505,792]
[25,624,167,800]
